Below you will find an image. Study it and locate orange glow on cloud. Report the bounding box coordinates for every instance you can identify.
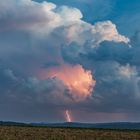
[39,64,96,101]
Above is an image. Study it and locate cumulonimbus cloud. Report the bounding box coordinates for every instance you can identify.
[0,0,129,102]
[1,0,139,122]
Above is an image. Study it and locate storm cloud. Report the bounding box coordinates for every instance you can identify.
[0,0,140,122]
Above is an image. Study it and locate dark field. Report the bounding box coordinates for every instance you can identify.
[0,126,140,140]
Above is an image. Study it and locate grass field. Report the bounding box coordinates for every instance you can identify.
[0,126,140,140]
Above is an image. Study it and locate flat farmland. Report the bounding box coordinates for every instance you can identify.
[0,126,140,140]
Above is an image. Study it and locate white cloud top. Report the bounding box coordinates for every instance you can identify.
[0,0,129,46]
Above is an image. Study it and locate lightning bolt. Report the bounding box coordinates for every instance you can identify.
[65,110,72,122]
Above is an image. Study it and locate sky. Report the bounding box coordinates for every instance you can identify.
[0,0,140,123]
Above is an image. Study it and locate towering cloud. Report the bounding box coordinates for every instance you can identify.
[1,0,139,122]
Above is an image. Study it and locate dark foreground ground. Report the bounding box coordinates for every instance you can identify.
[0,126,140,140]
